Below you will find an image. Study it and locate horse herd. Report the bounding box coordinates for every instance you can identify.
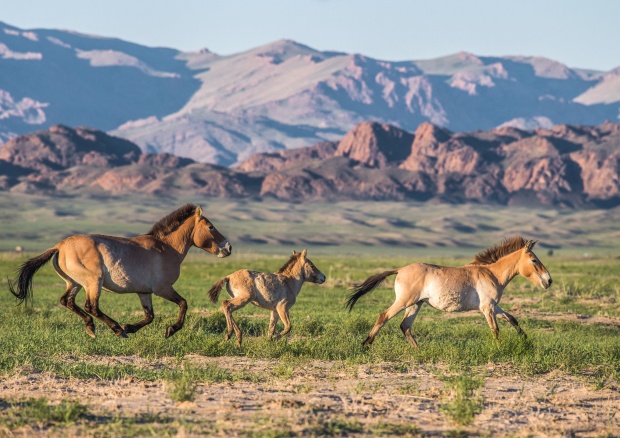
[8,204,552,347]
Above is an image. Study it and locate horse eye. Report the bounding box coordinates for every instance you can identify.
[208,225,214,231]
[532,259,538,264]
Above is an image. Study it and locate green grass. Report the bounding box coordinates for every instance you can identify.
[0,194,619,435]
[440,372,485,426]
[0,254,619,382]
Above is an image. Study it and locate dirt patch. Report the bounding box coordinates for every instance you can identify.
[1,356,618,436]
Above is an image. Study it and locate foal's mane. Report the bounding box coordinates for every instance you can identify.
[276,253,302,275]
[146,204,197,239]
[470,236,527,265]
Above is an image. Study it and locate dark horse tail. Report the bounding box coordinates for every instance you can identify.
[208,276,229,303]
[346,269,398,312]
[8,248,58,304]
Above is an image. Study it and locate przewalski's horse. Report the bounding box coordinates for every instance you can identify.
[347,237,551,348]
[208,249,326,346]
[8,204,232,339]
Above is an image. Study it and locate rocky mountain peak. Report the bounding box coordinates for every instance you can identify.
[334,121,413,168]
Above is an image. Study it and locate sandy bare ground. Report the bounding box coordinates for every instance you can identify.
[1,355,619,437]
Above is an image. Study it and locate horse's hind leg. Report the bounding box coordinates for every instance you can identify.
[53,255,96,338]
[83,278,127,338]
[221,295,251,346]
[400,302,423,348]
[155,287,187,338]
[363,300,407,347]
[60,281,96,338]
[495,304,526,338]
[123,293,154,334]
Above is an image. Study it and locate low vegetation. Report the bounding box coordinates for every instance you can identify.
[0,194,618,435]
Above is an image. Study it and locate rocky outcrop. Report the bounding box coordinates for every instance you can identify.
[1,121,618,207]
[0,125,141,172]
[334,122,413,168]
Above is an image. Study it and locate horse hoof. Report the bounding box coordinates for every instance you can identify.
[85,326,96,338]
[224,333,231,341]
[165,326,175,338]
[115,329,128,338]
[122,324,136,334]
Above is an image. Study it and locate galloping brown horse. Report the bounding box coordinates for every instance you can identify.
[347,237,552,348]
[9,204,231,338]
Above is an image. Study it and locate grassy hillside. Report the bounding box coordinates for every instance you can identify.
[0,193,618,256]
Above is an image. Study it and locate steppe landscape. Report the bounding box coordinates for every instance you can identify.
[1,14,619,438]
[0,194,618,436]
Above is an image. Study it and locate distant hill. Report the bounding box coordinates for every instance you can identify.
[0,21,619,166]
[1,121,618,208]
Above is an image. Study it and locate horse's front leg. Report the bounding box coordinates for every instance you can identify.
[275,304,292,338]
[123,293,154,334]
[481,303,499,340]
[155,287,187,338]
[268,310,280,340]
[494,304,526,338]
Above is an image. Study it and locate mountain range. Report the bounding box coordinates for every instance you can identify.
[1,21,619,166]
[1,121,618,208]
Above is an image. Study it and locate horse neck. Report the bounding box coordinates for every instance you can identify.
[159,219,195,258]
[486,250,522,289]
[280,262,305,296]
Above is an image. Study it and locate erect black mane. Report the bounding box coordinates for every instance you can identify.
[470,236,527,265]
[146,204,197,239]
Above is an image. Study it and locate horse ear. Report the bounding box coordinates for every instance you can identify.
[301,249,307,258]
[195,205,203,217]
[525,240,538,252]
[292,250,298,255]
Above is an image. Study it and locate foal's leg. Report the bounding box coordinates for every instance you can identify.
[481,304,499,340]
[221,295,252,346]
[83,278,127,338]
[60,281,96,338]
[275,303,292,338]
[156,287,187,338]
[123,293,154,334]
[268,310,280,339]
[363,300,407,347]
[494,304,526,337]
[399,302,423,348]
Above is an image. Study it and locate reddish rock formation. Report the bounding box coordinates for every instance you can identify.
[334,121,413,168]
[1,121,618,207]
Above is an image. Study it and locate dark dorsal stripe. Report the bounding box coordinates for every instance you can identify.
[146,204,196,239]
[470,236,527,265]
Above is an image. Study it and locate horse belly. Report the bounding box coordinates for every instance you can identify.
[424,285,480,313]
[100,250,159,293]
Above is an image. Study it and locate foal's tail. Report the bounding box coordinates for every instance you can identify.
[208,276,230,303]
[8,248,59,304]
[346,269,398,312]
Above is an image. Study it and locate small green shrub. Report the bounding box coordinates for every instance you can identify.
[440,373,484,426]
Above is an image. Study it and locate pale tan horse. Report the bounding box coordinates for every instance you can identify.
[9,204,232,338]
[208,249,326,346]
[347,237,552,348]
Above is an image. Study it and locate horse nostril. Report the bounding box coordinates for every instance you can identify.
[548,278,553,286]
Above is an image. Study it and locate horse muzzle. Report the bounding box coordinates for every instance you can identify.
[217,242,232,258]
[541,273,552,289]
[316,274,326,284]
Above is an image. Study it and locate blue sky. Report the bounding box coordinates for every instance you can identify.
[2,0,618,71]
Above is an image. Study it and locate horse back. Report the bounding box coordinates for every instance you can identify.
[55,234,176,293]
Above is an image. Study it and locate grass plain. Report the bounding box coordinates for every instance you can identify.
[0,193,618,436]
